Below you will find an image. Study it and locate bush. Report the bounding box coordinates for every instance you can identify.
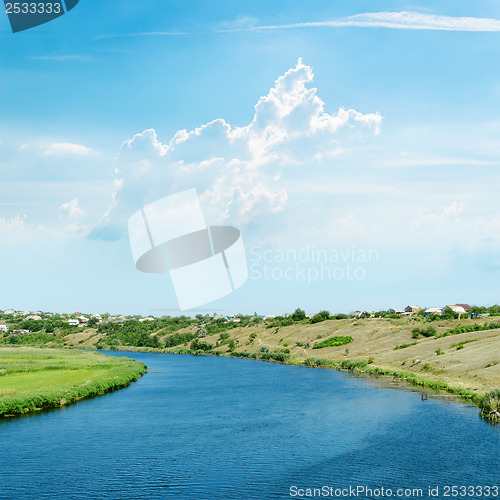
[313,336,352,349]
[310,313,326,324]
[190,339,213,351]
[412,326,436,338]
[394,342,418,350]
[340,360,367,370]
[333,314,348,320]
[478,389,500,420]
[164,331,197,348]
[438,322,500,338]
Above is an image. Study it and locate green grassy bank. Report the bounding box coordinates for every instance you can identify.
[0,347,146,417]
[1,312,499,423]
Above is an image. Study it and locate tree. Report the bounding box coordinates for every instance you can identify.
[291,308,306,321]
[87,317,98,328]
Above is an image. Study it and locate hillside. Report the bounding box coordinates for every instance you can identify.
[3,314,498,393]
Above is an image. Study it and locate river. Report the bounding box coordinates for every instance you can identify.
[0,351,498,499]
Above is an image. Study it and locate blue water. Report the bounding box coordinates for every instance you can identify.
[0,352,498,499]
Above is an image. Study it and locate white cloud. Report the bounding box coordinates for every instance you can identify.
[240,11,500,32]
[0,214,28,233]
[0,214,46,236]
[94,59,381,239]
[413,201,464,227]
[59,198,85,218]
[26,55,91,62]
[45,143,92,155]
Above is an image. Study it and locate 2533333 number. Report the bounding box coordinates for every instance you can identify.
[5,2,62,14]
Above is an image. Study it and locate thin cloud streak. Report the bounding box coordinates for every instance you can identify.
[218,11,500,33]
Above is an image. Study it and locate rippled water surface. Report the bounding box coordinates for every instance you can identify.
[0,352,498,499]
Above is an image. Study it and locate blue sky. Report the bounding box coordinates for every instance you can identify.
[2,1,500,315]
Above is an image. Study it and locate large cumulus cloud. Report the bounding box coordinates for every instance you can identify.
[91,58,381,240]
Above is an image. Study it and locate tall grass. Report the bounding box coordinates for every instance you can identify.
[478,390,500,422]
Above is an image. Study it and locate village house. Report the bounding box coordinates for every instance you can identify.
[425,307,443,316]
[0,325,8,332]
[405,306,420,314]
[68,319,80,326]
[443,305,467,315]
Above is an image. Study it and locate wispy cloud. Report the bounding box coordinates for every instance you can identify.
[59,198,85,218]
[413,201,464,227]
[95,31,197,40]
[45,142,92,155]
[26,55,91,62]
[221,11,500,33]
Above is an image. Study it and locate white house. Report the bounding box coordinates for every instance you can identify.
[425,307,443,316]
[91,313,102,322]
[3,310,14,315]
[139,317,155,322]
[68,319,80,326]
[444,305,467,315]
[26,315,42,321]
[0,325,8,332]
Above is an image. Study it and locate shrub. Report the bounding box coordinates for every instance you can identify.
[478,390,500,421]
[164,331,197,347]
[310,313,326,324]
[412,326,436,338]
[190,339,213,351]
[313,336,352,349]
[333,314,348,320]
[340,360,367,370]
[394,342,418,350]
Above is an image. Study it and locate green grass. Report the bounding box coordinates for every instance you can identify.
[312,336,352,349]
[0,347,146,417]
[478,390,500,422]
[437,322,500,338]
[394,342,418,350]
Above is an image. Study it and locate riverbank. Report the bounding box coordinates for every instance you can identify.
[0,347,146,417]
[85,316,499,422]
[2,315,499,421]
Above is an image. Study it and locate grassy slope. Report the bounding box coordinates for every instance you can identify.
[0,347,146,416]
[56,317,500,394]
